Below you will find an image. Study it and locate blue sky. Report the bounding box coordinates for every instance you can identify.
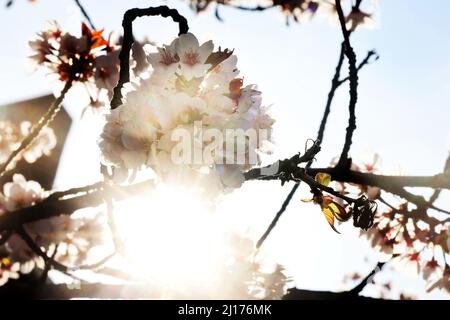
[0,0,449,298]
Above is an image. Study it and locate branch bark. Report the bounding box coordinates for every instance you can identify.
[0,180,154,233]
[110,6,189,109]
[335,0,359,169]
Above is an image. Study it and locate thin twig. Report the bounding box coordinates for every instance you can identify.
[317,42,346,144]
[105,195,125,255]
[17,227,69,273]
[255,141,321,248]
[0,79,73,177]
[47,181,104,201]
[255,41,377,248]
[76,252,115,270]
[110,6,189,109]
[73,0,96,30]
[246,165,450,191]
[256,183,299,248]
[338,50,378,85]
[228,4,273,12]
[40,244,59,283]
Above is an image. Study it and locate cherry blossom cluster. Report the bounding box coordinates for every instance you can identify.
[29,21,149,109]
[361,203,449,294]
[342,270,417,299]
[99,33,274,195]
[221,234,291,299]
[330,154,449,294]
[0,120,56,167]
[0,175,109,286]
[188,0,374,29]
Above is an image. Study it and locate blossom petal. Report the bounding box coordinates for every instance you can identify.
[198,40,214,63]
[177,33,199,55]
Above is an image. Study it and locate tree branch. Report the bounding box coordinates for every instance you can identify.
[110,6,189,109]
[246,164,450,190]
[335,0,359,170]
[286,261,387,300]
[245,161,450,215]
[73,0,96,30]
[255,42,378,248]
[338,49,378,85]
[317,42,346,144]
[0,180,155,233]
[256,183,299,248]
[0,79,73,178]
[348,261,386,295]
[17,227,69,273]
[0,278,380,299]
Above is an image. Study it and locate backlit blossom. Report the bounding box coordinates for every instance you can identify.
[0,174,45,212]
[176,33,213,80]
[226,234,291,299]
[20,121,57,163]
[346,8,374,31]
[0,258,20,286]
[0,175,108,286]
[0,121,57,169]
[361,201,450,292]
[147,39,179,78]
[100,33,274,195]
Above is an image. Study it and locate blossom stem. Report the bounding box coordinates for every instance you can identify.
[17,226,69,273]
[73,0,96,30]
[0,79,73,178]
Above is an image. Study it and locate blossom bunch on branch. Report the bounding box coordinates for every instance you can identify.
[189,0,375,28]
[0,120,56,169]
[29,21,149,109]
[0,175,110,286]
[100,33,274,195]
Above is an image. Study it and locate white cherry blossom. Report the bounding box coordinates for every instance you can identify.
[176,33,213,80]
[99,33,274,194]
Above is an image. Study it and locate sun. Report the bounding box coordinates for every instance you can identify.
[112,183,232,298]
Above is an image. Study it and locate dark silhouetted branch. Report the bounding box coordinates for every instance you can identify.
[17,227,69,273]
[429,152,450,205]
[0,180,155,232]
[335,0,359,170]
[229,4,273,11]
[110,6,189,109]
[338,49,378,85]
[348,261,386,295]
[245,162,450,214]
[256,41,379,248]
[73,0,96,30]
[317,43,345,143]
[246,164,450,191]
[0,278,379,299]
[256,183,299,248]
[285,261,387,300]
